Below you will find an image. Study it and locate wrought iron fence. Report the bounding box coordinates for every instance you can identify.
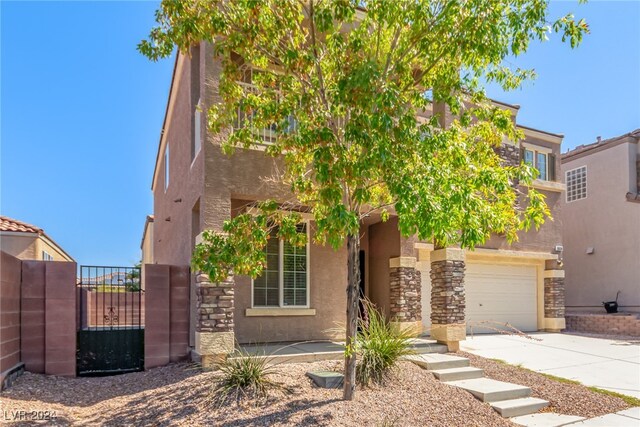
[77,265,144,376]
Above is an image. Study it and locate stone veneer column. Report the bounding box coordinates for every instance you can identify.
[430,248,466,351]
[194,272,235,367]
[543,265,566,332]
[388,257,422,334]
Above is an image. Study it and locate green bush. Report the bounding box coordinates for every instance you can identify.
[212,351,278,405]
[356,301,415,386]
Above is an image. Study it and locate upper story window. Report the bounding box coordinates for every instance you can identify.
[523,144,556,182]
[193,98,202,162]
[536,152,547,181]
[566,166,587,202]
[191,45,201,161]
[42,251,53,261]
[252,223,309,308]
[164,146,169,192]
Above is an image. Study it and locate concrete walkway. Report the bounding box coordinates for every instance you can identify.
[512,407,640,426]
[460,333,640,398]
[239,338,447,363]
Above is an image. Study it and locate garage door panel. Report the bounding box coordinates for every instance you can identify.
[466,263,537,333]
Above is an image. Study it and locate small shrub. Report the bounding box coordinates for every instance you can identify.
[377,415,400,427]
[212,351,278,405]
[355,301,415,386]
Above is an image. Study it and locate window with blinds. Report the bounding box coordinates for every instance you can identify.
[253,223,308,307]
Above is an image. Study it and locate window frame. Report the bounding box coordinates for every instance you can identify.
[522,143,554,182]
[42,250,53,261]
[536,152,548,181]
[192,98,202,164]
[565,165,588,203]
[164,145,169,192]
[251,221,311,309]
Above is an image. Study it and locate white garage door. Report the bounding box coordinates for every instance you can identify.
[466,262,537,333]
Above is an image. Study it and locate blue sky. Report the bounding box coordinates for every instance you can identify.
[1,1,639,267]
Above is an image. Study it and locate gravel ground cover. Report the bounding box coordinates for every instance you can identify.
[460,351,632,418]
[2,352,633,426]
[1,360,511,427]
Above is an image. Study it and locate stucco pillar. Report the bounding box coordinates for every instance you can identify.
[430,248,466,351]
[194,272,235,368]
[543,263,566,332]
[388,257,422,334]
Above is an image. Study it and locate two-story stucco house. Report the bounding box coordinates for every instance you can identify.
[561,130,640,314]
[0,216,74,262]
[149,44,568,360]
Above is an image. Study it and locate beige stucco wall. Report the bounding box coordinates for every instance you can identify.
[234,222,347,343]
[1,233,37,260]
[153,49,206,267]
[562,140,640,312]
[481,136,563,254]
[0,232,72,262]
[141,221,154,265]
[35,236,73,261]
[368,218,401,318]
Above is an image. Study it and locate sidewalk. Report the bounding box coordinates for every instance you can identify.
[512,406,640,426]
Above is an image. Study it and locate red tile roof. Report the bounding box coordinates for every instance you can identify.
[0,216,43,234]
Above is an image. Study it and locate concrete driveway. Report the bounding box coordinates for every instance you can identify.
[460,333,640,399]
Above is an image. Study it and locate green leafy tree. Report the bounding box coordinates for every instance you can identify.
[140,0,587,400]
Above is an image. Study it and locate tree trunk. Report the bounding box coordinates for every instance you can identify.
[343,233,360,400]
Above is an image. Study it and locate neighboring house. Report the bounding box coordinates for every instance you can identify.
[561,129,640,313]
[140,215,154,266]
[150,45,567,352]
[0,215,74,262]
[139,214,154,291]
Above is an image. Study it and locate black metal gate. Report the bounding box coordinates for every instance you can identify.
[77,265,144,376]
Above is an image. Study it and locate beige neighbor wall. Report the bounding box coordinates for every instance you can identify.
[141,220,154,266]
[35,236,73,261]
[0,233,37,260]
[562,141,640,312]
[0,233,73,262]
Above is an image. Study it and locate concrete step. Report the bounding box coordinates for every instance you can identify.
[431,366,485,381]
[490,397,550,418]
[409,339,448,354]
[445,378,531,402]
[403,354,470,370]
